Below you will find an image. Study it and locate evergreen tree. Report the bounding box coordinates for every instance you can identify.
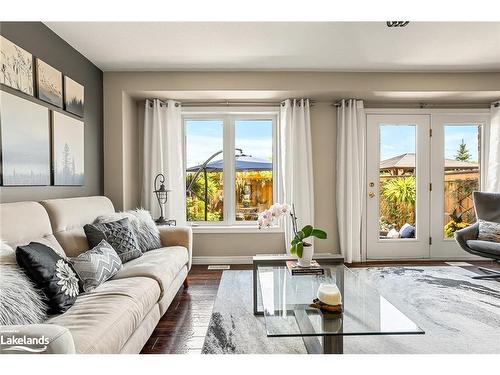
[455,139,472,162]
[62,143,72,183]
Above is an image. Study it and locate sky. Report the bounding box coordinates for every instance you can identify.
[380,124,480,162]
[185,119,273,168]
[185,120,480,168]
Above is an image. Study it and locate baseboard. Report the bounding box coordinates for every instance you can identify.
[192,256,253,265]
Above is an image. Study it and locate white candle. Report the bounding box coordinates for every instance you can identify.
[317,283,342,306]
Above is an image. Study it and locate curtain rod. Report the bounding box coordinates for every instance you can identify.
[333,101,493,108]
[147,99,316,107]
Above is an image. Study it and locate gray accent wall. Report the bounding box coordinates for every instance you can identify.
[0,22,103,203]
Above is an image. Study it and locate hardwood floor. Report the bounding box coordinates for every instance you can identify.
[140,260,499,354]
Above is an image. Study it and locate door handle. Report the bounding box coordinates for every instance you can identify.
[369,192,375,198]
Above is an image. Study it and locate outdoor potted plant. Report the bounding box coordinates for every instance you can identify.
[258,204,327,267]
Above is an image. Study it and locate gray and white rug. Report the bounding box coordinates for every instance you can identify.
[202,267,500,354]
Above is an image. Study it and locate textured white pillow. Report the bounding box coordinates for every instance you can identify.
[0,239,17,266]
[0,241,48,325]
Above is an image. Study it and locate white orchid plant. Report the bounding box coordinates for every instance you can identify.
[258,203,327,258]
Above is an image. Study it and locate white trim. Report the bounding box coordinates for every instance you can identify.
[365,108,490,115]
[191,225,284,234]
[192,256,254,265]
[182,108,280,227]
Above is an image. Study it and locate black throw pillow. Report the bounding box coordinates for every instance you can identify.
[16,242,80,314]
[84,218,142,263]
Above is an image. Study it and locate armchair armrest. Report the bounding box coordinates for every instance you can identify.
[158,226,193,270]
[1,324,75,354]
[454,222,479,250]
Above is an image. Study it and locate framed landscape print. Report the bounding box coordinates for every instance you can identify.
[36,58,63,107]
[0,35,34,95]
[52,112,84,186]
[64,76,84,117]
[0,91,50,186]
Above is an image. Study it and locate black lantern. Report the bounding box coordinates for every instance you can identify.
[153,173,171,225]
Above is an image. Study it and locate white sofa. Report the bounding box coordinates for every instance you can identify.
[0,196,192,354]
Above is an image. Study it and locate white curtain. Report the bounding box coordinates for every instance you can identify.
[141,99,186,225]
[336,99,366,263]
[279,99,314,252]
[485,101,500,192]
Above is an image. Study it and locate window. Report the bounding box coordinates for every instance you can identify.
[183,110,278,227]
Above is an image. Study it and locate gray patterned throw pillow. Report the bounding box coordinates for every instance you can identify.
[95,209,161,253]
[478,220,500,243]
[71,240,122,292]
[84,218,142,263]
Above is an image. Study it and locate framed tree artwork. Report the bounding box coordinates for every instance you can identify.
[0,91,51,186]
[36,58,63,107]
[0,35,34,95]
[64,76,84,117]
[52,112,84,186]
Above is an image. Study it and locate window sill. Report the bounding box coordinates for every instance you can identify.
[189,225,284,234]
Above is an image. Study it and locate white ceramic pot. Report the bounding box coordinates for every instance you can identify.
[297,242,313,267]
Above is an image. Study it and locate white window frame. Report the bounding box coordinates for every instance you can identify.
[182,107,281,233]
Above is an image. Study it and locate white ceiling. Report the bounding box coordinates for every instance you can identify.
[45,22,500,72]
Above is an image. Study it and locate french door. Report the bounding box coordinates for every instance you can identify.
[429,114,489,259]
[366,112,489,260]
[366,115,431,259]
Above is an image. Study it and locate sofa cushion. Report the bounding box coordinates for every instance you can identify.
[40,196,115,257]
[112,246,188,299]
[0,201,65,256]
[466,240,500,257]
[48,277,160,354]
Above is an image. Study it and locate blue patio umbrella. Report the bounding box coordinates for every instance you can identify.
[186,154,272,172]
[186,150,272,220]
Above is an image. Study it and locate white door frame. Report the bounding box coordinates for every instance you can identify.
[362,108,491,261]
[366,114,431,260]
[430,113,491,260]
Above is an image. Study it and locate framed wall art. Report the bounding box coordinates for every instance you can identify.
[52,111,84,186]
[0,91,51,186]
[0,35,34,95]
[36,58,63,107]
[64,76,84,117]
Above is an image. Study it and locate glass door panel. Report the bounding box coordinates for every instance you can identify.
[379,125,417,240]
[366,115,430,259]
[430,114,488,259]
[443,125,481,239]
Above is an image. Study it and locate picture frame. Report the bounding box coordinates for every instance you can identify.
[0,35,34,95]
[64,76,84,117]
[52,111,84,186]
[0,91,51,186]
[36,58,63,108]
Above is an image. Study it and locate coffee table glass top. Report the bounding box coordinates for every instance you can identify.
[257,264,424,337]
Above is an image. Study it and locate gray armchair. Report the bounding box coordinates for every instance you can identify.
[454,191,500,279]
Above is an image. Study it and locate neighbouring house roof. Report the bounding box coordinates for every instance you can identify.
[380,153,478,170]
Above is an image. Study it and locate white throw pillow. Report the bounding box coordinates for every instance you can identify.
[478,220,500,243]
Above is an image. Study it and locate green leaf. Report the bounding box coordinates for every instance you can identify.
[290,244,297,256]
[297,231,305,240]
[301,225,313,238]
[296,242,304,258]
[291,238,300,246]
[311,228,327,239]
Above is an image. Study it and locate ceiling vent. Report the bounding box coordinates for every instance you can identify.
[386,21,410,28]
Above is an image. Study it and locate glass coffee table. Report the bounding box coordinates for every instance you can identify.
[253,256,424,354]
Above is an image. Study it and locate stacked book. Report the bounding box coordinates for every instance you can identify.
[286,260,325,275]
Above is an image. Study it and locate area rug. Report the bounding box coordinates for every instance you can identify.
[201,267,500,354]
